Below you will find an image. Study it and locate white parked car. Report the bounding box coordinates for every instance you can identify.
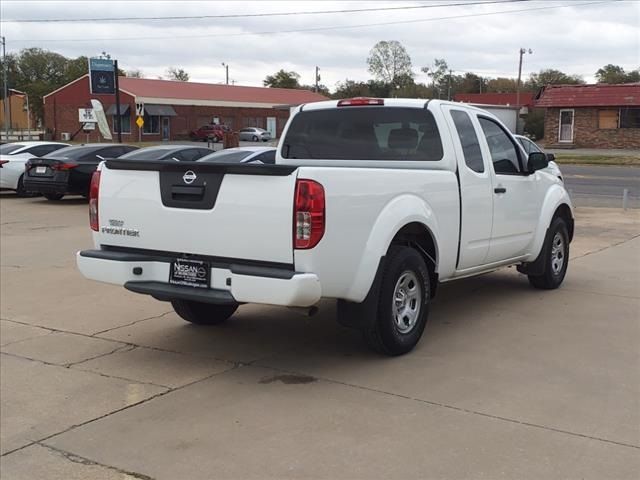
[77,99,573,356]
[0,141,69,195]
[198,146,276,164]
[238,127,272,142]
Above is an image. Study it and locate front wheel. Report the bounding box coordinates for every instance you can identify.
[528,217,569,289]
[43,193,64,201]
[362,246,431,356]
[171,299,238,325]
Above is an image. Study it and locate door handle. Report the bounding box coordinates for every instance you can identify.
[494,187,507,194]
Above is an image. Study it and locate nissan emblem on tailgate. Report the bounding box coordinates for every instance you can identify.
[183,170,197,184]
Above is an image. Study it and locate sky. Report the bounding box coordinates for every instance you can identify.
[1,0,639,90]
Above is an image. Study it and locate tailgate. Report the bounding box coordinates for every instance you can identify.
[97,160,298,264]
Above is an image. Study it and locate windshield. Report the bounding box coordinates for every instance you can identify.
[119,149,174,161]
[0,144,23,155]
[282,107,443,161]
[198,150,254,163]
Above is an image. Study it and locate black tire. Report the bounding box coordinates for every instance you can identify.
[252,135,258,142]
[171,299,238,325]
[362,246,431,356]
[528,217,569,290]
[43,193,64,201]
[15,174,36,197]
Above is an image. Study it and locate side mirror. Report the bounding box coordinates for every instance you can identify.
[546,152,556,162]
[528,152,549,174]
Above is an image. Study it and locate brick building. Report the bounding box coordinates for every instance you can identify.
[43,75,327,142]
[535,83,640,149]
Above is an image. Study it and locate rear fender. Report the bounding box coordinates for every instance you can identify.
[526,185,573,262]
[346,194,440,302]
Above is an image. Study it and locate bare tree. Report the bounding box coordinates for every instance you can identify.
[166,67,190,81]
[126,69,144,78]
[367,40,413,86]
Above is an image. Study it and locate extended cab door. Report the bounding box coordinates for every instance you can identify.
[476,115,541,262]
[442,106,493,269]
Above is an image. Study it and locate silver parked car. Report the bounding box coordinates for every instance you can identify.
[238,127,272,142]
[198,146,276,164]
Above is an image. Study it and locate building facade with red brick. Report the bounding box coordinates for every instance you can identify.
[535,83,640,149]
[43,75,327,142]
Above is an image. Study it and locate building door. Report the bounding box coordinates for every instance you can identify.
[266,117,277,138]
[558,109,574,143]
[162,117,170,140]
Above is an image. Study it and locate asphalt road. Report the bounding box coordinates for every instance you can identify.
[561,164,640,208]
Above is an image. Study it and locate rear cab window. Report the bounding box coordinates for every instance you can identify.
[282,107,443,161]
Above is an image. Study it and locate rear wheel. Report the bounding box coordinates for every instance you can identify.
[528,217,569,289]
[252,135,258,142]
[171,299,238,325]
[15,174,36,197]
[43,193,64,201]
[362,246,431,356]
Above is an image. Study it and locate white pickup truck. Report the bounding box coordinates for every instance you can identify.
[77,98,573,355]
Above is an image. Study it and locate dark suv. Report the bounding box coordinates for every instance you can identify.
[189,124,231,142]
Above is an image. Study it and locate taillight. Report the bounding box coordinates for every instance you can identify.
[51,162,78,171]
[337,97,384,107]
[89,171,101,231]
[0,160,8,168]
[294,179,325,249]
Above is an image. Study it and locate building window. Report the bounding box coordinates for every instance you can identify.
[598,110,618,129]
[112,113,131,134]
[143,114,160,134]
[620,108,640,129]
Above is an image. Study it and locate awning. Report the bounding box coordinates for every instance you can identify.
[144,104,177,116]
[105,104,130,115]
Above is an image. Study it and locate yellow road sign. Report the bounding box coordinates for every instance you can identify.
[136,116,144,128]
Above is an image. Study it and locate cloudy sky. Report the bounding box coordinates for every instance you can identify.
[1,0,638,89]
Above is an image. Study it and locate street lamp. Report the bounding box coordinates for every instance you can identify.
[516,47,533,107]
[221,62,229,85]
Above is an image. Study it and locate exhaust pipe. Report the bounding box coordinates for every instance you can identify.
[287,305,319,317]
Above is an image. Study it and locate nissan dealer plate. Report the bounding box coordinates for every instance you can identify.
[169,258,210,289]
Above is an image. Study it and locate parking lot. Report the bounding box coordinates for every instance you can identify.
[1,194,639,479]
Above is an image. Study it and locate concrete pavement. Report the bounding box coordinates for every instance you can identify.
[1,195,639,479]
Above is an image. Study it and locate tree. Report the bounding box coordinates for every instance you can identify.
[485,77,518,93]
[367,40,413,86]
[166,67,189,81]
[595,64,640,84]
[525,69,584,90]
[263,69,301,89]
[422,58,450,97]
[126,69,144,78]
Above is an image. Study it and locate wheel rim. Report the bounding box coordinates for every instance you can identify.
[393,271,422,334]
[551,232,565,275]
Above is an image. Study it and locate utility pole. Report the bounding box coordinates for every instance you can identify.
[222,62,229,85]
[516,47,532,107]
[114,60,122,143]
[314,66,320,93]
[1,36,9,141]
[447,69,453,101]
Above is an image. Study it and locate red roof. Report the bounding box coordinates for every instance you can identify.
[535,83,640,107]
[118,77,327,105]
[453,92,535,108]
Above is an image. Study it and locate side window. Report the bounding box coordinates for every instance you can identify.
[254,150,276,164]
[479,117,521,174]
[450,110,484,173]
[28,145,60,157]
[100,147,124,159]
[524,138,541,153]
[517,138,530,154]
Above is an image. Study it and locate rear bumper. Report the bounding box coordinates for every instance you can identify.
[23,179,68,194]
[76,249,322,307]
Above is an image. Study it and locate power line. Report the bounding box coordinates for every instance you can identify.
[5,1,610,44]
[1,0,527,23]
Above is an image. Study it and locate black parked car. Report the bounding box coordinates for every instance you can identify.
[117,145,213,162]
[24,144,138,200]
